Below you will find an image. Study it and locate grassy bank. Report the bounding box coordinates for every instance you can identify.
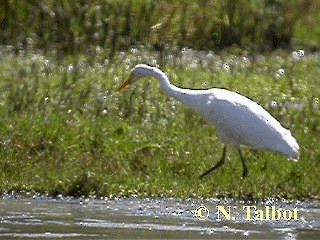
[0,48,319,199]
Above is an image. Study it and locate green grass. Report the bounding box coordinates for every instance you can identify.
[0,48,319,199]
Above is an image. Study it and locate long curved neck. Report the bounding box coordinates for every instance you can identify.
[148,68,202,111]
[148,67,202,108]
[148,68,176,96]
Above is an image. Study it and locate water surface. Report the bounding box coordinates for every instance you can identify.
[0,195,319,239]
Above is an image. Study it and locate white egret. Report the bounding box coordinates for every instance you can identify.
[116,64,299,179]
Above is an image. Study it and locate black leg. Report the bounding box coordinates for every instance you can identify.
[238,148,248,179]
[199,146,227,179]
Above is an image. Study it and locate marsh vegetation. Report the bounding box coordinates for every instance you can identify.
[0,1,319,199]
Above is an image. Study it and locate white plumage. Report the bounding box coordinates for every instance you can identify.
[116,64,299,178]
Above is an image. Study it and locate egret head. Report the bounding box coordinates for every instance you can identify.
[116,64,154,91]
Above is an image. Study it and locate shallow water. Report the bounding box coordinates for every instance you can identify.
[0,195,319,239]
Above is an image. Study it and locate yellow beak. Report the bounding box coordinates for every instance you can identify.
[116,75,132,91]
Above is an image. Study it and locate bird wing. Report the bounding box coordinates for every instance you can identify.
[199,89,298,156]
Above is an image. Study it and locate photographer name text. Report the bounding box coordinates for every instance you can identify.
[192,205,299,221]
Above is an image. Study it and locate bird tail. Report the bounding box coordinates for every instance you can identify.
[283,131,299,160]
